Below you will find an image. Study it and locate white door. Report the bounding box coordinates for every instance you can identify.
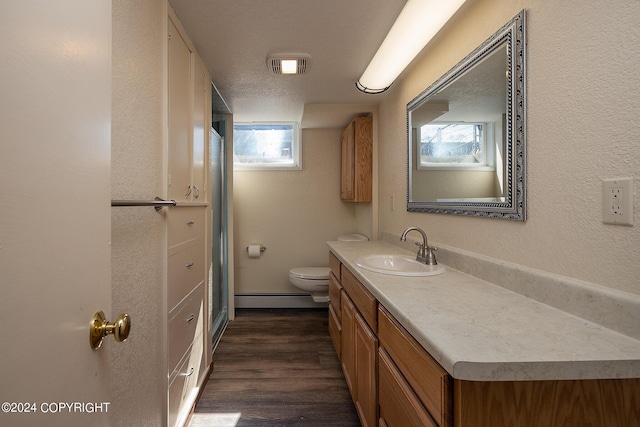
[0,2,113,426]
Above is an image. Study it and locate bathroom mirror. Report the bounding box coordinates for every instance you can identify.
[407,10,526,220]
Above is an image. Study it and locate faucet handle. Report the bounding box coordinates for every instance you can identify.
[425,245,438,265]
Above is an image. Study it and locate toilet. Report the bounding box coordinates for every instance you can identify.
[289,234,368,303]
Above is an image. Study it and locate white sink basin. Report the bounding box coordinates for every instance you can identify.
[354,254,446,277]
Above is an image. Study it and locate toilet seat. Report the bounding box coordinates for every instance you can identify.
[289,267,330,280]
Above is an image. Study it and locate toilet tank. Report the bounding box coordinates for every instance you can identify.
[337,234,368,242]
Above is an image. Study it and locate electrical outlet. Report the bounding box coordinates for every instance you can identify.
[602,178,634,225]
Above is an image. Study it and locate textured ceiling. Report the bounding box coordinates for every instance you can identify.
[169,0,407,125]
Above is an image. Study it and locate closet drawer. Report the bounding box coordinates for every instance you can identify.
[168,282,204,373]
[168,238,205,311]
[168,206,205,248]
[329,251,341,281]
[379,348,437,427]
[328,303,342,359]
[329,272,342,319]
[168,342,205,427]
[378,306,452,427]
[341,266,377,332]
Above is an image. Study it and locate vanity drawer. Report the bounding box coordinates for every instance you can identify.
[167,206,205,248]
[168,282,204,372]
[379,348,437,427]
[329,251,341,281]
[329,272,342,319]
[168,238,205,311]
[328,303,342,359]
[378,306,452,427]
[341,266,377,332]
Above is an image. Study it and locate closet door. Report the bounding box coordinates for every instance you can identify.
[168,19,192,202]
[191,56,208,202]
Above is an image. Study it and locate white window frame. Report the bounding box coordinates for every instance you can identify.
[417,122,495,171]
[233,122,302,170]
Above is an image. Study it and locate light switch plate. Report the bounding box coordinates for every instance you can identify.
[602,178,634,225]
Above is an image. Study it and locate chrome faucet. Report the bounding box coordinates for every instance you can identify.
[400,227,438,265]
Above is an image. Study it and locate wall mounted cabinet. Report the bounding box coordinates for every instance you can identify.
[341,116,372,202]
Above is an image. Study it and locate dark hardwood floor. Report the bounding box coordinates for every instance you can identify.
[189,308,361,427]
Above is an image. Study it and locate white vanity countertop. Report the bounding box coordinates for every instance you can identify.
[327,240,640,381]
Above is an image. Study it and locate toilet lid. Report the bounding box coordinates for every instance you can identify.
[289,267,330,280]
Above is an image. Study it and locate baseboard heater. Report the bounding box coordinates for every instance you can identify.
[234,293,329,309]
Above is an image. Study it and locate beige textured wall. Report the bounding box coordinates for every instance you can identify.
[111,0,165,425]
[379,0,640,294]
[233,128,363,294]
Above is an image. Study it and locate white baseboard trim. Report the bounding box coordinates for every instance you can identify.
[234,293,329,309]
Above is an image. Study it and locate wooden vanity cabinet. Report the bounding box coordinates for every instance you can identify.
[329,252,640,427]
[340,116,372,202]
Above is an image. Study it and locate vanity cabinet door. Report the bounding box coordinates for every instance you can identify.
[379,348,437,427]
[355,311,378,427]
[341,291,356,395]
[342,288,379,427]
[378,306,452,427]
[328,303,342,360]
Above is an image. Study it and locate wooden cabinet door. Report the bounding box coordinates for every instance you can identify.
[340,121,355,200]
[379,348,437,427]
[340,117,372,202]
[168,18,192,202]
[341,291,356,395]
[355,312,378,427]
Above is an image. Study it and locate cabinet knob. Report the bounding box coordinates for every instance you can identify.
[186,262,194,268]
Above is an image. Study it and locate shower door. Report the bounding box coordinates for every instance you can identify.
[210,126,228,349]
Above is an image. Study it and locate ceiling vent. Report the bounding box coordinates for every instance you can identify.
[267,54,312,75]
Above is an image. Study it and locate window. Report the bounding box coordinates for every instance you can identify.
[418,122,493,170]
[233,122,301,170]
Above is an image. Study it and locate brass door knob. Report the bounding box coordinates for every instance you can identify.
[90,311,131,350]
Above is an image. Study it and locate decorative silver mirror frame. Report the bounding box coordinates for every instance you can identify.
[407,10,526,220]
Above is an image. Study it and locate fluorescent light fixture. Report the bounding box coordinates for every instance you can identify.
[356,0,468,94]
[281,59,298,74]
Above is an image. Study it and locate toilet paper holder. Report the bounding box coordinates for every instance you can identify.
[245,245,267,253]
